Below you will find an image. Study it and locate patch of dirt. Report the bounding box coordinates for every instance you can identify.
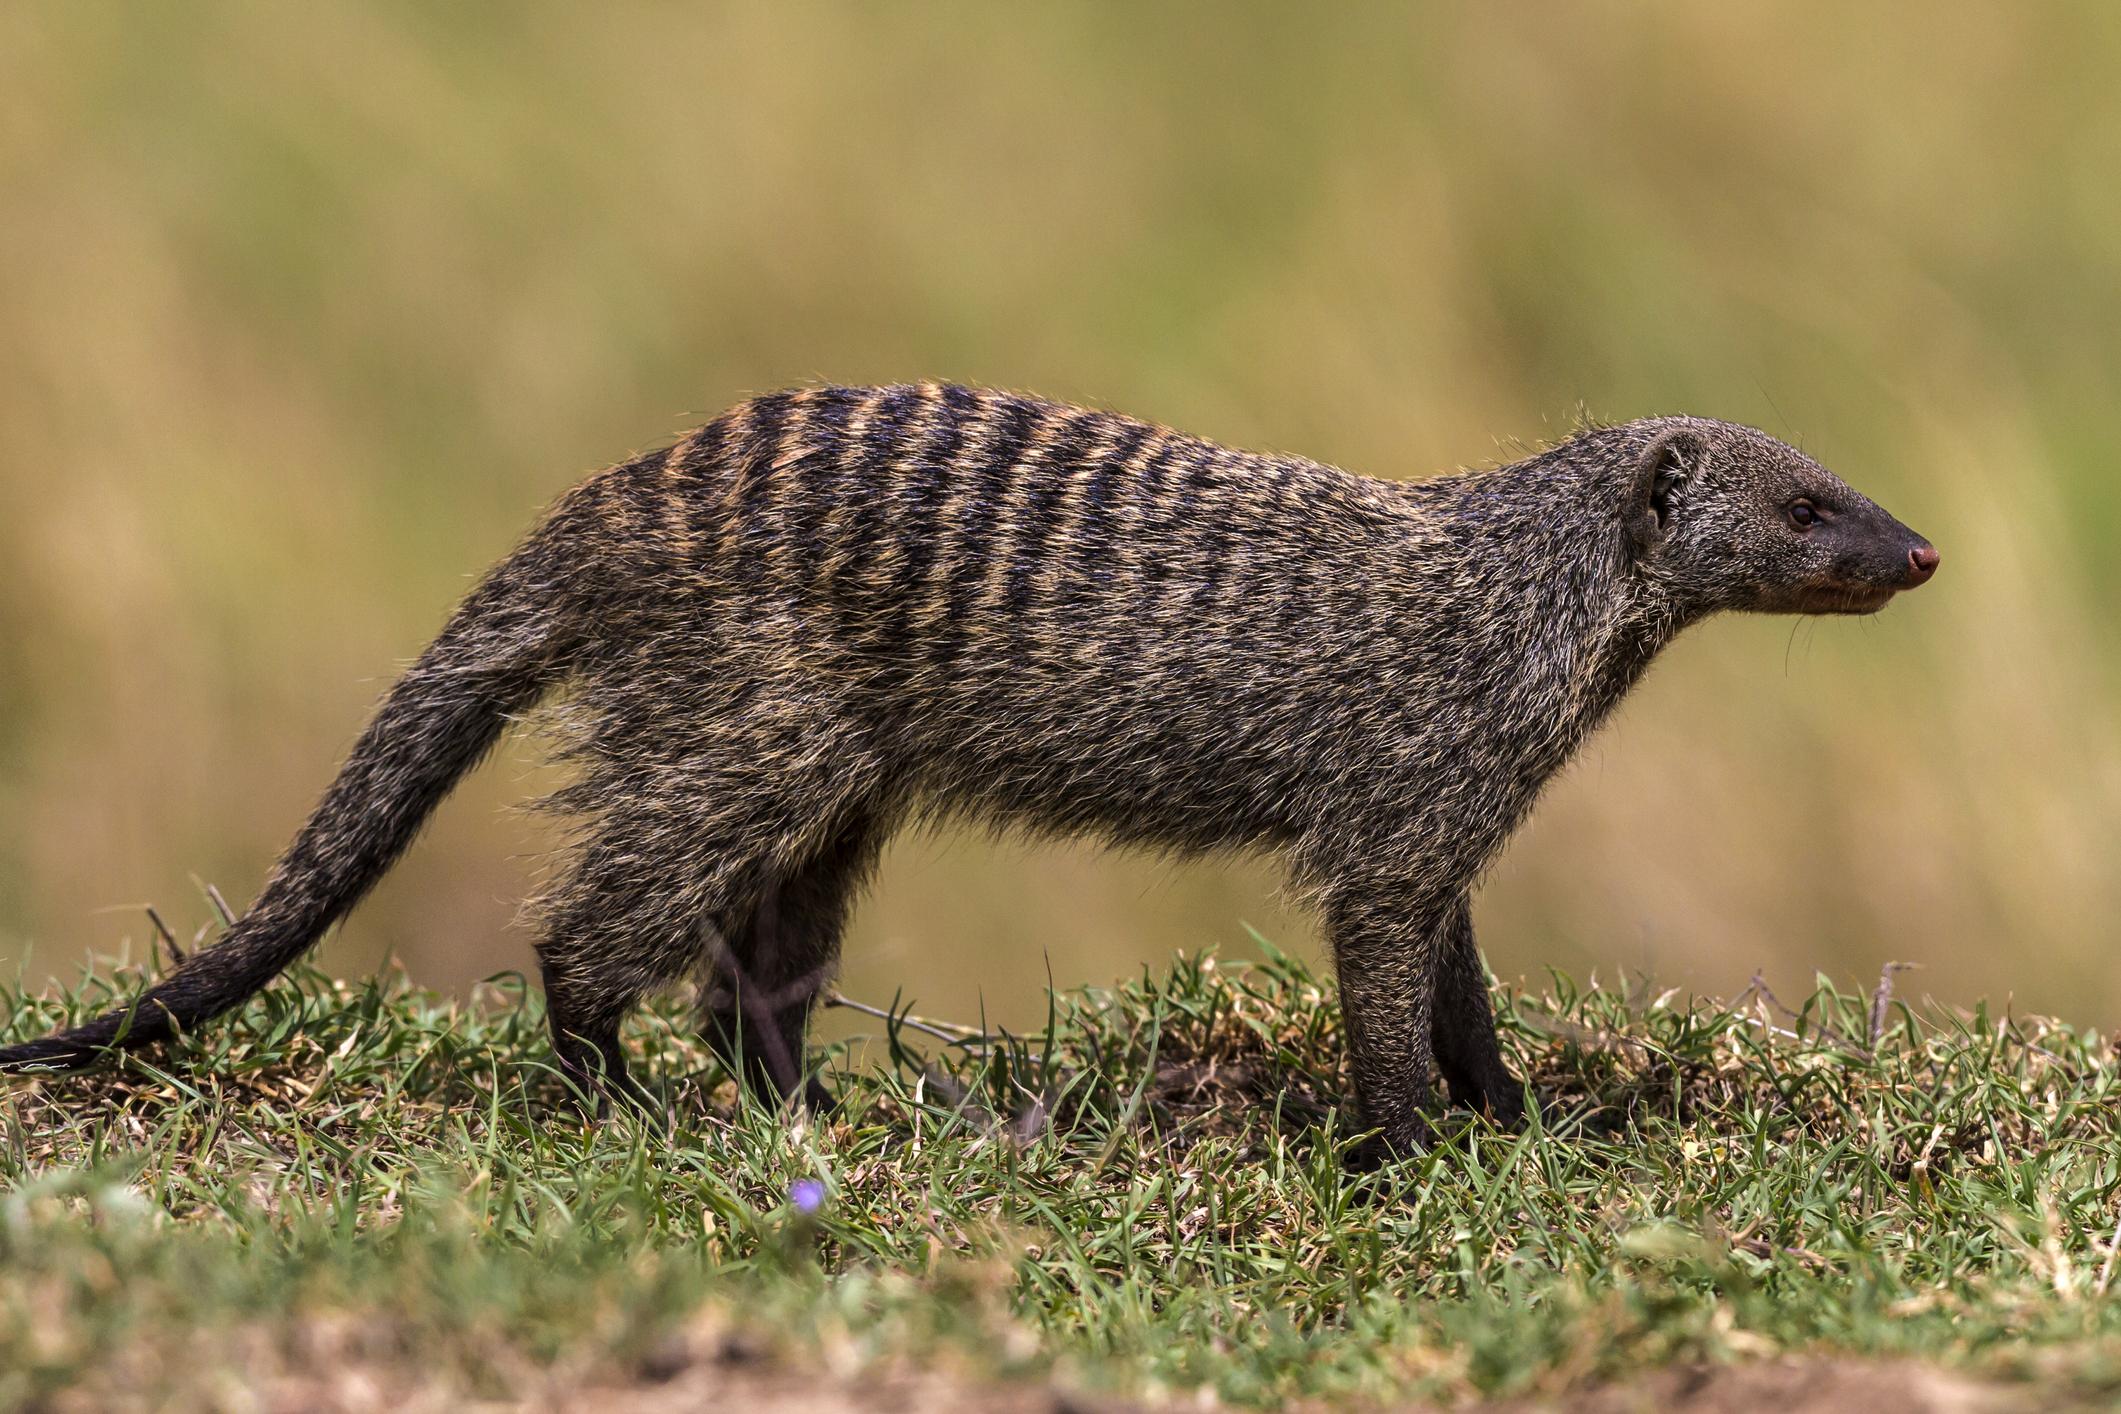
[226,1358,2053,1414]
[566,1364,1139,1414]
[1489,1358,2051,1414]
[228,1361,1140,1414]
[40,1328,2064,1414]
[603,1357,2052,1414]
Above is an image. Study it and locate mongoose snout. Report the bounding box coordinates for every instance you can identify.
[1,385,1941,1169]
[1808,532,1940,614]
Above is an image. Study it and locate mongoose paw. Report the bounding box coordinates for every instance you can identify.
[1481,1082,1534,1132]
[1342,1121,1434,1175]
[1443,1068,1535,1131]
[555,1059,665,1132]
[801,1076,839,1116]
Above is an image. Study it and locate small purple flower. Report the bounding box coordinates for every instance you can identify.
[789,1179,826,1215]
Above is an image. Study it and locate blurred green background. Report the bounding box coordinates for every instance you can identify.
[2,4,2116,1033]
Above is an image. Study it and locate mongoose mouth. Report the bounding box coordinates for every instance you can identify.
[1801,543,1939,615]
[1804,584,1902,615]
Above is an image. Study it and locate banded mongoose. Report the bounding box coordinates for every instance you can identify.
[0,383,1941,1160]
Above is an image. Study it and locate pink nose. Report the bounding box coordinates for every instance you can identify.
[1906,544,1941,586]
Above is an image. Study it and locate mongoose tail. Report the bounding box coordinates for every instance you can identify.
[0,504,584,1072]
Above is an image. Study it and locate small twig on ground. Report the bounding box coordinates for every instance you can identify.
[1998,1011,2077,1070]
[1744,971,1794,1021]
[826,992,992,1050]
[1732,975,1802,1043]
[205,885,238,930]
[1746,970,1859,1053]
[145,906,185,969]
[1733,1011,1802,1044]
[1869,962,1919,1050]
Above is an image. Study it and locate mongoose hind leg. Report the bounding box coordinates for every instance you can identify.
[701,810,886,1113]
[1430,896,1530,1129]
[533,804,732,1113]
[540,973,650,1118]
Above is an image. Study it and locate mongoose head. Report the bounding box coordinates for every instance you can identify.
[1622,418,1939,618]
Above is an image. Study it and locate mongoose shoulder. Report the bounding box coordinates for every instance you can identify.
[0,383,1941,1160]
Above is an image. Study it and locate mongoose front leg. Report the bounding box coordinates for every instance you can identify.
[1430,895,1530,1128]
[1321,876,1447,1168]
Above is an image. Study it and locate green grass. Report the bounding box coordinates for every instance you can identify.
[2,943,2118,1408]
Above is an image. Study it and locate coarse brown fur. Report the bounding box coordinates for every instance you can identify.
[0,383,1940,1160]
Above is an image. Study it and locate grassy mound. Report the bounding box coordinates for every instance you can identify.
[2,945,2117,1408]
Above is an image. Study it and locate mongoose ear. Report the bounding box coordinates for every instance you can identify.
[1627,429,1709,556]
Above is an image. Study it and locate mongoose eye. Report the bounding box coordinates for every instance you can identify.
[1788,500,1820,530]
